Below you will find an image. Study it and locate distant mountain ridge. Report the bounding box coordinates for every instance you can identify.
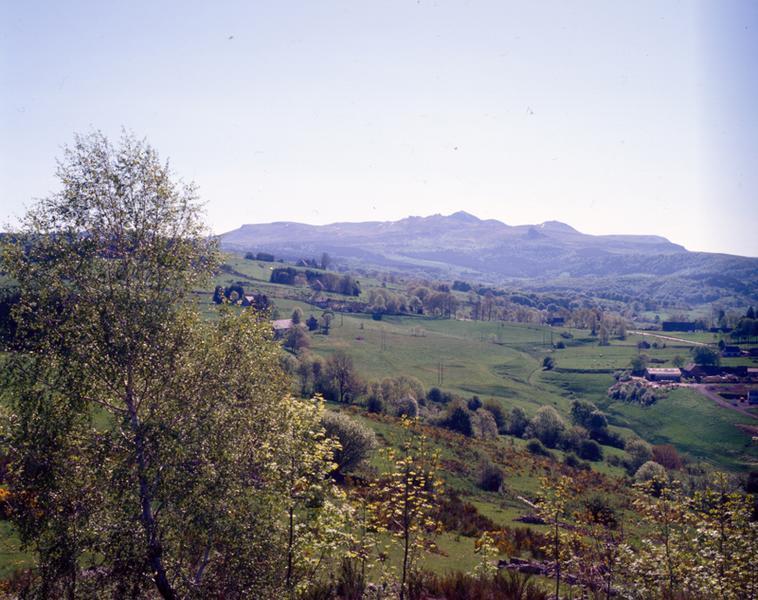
[219,212,758,303]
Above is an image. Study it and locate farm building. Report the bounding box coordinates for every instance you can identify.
[721,345,741,357]
[645,368,682,382]
[272,319,294,339]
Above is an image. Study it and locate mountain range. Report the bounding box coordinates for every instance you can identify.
[219,212,758,304]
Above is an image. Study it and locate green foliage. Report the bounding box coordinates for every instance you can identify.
[321,411,377,476]
[482,401,507,433]
[477,460,504,493]
[526,438,552,458]
[630,353,648,375]
[441,402,474,437]
[625,438,654,475]
[284,326,311,353]
[507,407,529,438]
[0,132,346,599]
[527,406,565,448]
[635,460,667,483]
[690,345,720,366]
[368,418,442,600]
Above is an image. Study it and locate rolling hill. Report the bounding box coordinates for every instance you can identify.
[219,212,758,304]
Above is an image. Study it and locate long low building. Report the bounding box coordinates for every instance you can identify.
[645,367,682,382]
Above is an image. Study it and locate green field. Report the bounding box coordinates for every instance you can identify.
[2,254,755,582]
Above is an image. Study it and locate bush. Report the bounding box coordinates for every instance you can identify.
[392,396,419,418]
[528,406,565,448]
[578,439,603,461]
[442,403,474,437]
[422,570,549,600]
[283,327,310,353]
[526,438,552,458]
[563,453,590,471]
[583,495,619,528]
[652,444,683,470]
[635,460,667,483]
[542,356,555,370]
[592,428,626,449]
[467,395,482,411]
[483,401,507,433]
[478,460,505,492]
[366,394,384,414]
[474,410,499,440]
[508,407,529,438]
[321,411,377,476]
[625,438,653,474]
[691,346,720,366]
[306,315,319,331]
[427,387,444,403]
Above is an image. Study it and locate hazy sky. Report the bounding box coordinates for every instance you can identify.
[2,1,756,256]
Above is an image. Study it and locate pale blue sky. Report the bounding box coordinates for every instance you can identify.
[2,1,756,256]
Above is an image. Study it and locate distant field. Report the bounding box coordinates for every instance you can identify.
[257,287,758,471]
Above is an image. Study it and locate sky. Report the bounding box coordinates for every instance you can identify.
[1,1,757,256]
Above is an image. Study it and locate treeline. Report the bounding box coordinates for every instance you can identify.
[271,267,361,296]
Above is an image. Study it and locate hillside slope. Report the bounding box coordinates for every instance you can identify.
[219,212,758,302]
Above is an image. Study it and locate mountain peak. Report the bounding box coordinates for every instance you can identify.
[448,210,480,222]
[538,220,578,233]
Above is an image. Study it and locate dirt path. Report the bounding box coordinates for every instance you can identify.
[685,383,758,420]
[629,330,710,347]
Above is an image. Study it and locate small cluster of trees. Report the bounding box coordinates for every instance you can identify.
[731,306,758,341]
[270,267,360,296]
[535,472,758,600]
[244,251,275,261]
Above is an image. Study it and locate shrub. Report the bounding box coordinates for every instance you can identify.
[366,394,384,414]
[321,411,377,476]
[392,396,419,418]
[542,356,555,370]
[583,495,619,528]
[630,354,648,376]
[652,444,683,470]
[592,428,626,449]
[578,439,603,461]
[467,395,482,411]
[283,326,310,353]
[483,401,507,433]
[635,460,667,483]
[563,453,590,471]
[527,406,565,448]
[474,410,499,440]
[526,438,552,458]
[625,438,653,474]
[442,403,474,437]
[508,407,529,438]
[422,571,549,600]
[478,460,505,492]
[427,387,444,403]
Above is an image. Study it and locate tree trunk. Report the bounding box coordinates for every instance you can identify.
[127,373,176,600]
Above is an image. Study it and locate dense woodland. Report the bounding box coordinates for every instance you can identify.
[0,134,756,599]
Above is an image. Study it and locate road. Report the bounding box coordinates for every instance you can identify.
[628,330,709,347]
[685,383,758,420]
